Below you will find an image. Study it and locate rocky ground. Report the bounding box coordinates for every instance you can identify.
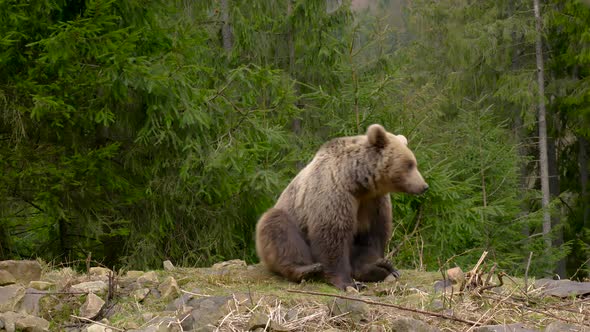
[0,259,589,332]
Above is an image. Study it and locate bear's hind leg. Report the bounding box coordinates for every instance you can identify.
[256,208,322,282]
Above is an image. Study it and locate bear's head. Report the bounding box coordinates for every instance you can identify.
[367,124,429,195]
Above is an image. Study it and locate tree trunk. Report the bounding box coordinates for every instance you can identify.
[221,0,233,52]
[287,0,304,169]
[509,1,529,238]
[580,137,589,228]
[548,138,565,277]
[580,136,590,271]
[533,0,551,251]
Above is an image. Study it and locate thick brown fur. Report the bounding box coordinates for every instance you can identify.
[255,124,428,290]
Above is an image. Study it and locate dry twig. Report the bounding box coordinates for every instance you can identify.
[286,289,482,326]
[70,315,124,331]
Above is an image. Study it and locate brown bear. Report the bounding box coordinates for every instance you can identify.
[255,124,428,290]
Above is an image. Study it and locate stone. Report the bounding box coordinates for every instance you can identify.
[247,312,269,330]
[131,288,150,302]
[18,288,46,316]
[446,267,465,284]
[163,260,175,271]
[0,270,16,286]
[534,278,590,298]
[368,325,386,332]
[152,316,182,332]
[89,267,113,278]
[80,293,105,319]
[44,267,76,290]
[433,282,461,295]
[390,317,440,332]
[126,270,145,279]
[211,259,246,269]
[329,298,368,323]
[246,311,289,331]
[0,284,26,312]
[142,312,155,321]
[28,281,53,291]
[86,323,112,332]
[137,271,159,285]
[167,292,193,311]
[158,277,180,300]
[71,281,108,294]
[0,311,50,332]
[177,296,232,331]
[0,260,42,284]
[544,321,581,332]
[474,323,538,332]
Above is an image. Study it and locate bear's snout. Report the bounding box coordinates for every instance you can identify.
[420,184,429,194]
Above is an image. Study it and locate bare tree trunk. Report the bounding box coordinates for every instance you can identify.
[509,1,529,239]
[221,0,233,52]
[287,0,304,169]
[548,138,565,277]
[580,137,589,227]
[534,0,551,251]
[580,136,590,271]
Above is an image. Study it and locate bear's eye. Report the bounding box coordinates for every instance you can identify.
[407,161,415,171]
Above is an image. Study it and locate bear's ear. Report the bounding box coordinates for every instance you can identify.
[367,124,388,148]
[395,135,408,146]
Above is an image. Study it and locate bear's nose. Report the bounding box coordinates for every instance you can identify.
[421,184,429,194]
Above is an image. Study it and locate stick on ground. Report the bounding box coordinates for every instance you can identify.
[286,289,481,326]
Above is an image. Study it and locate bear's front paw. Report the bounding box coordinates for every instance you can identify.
[375,258,401,279]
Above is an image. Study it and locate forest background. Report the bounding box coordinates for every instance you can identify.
[1,0,589,280]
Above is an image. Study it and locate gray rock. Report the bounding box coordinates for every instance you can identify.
[163,260,175,271]
[0,270,16,286]
[433,279,453,293]
[0,284,26,312]
[86,323,111,332]
[246,311,288,331]
[18,288,46,316]
[167,292,193,311]
[211,259,246,269]
[0,311,50,332]
[0,260,42,284]
[150,287,161,299]
[535,278,590,298]
[178,296,232,331]
[126,270,145,279]
[368,325,386,332]
[247,312,270,330]
[127,316,182,332]
[544,321,584,332]
[131,288,150,302]
[89,267,113,279]
[71,281,108,294]
[390,317,440,332]
[474,323,538,332]
[137,271,159,285]
[329,298,368,323]
[80,293,105,319]
[28,281,53,290]
[158,276,179,300]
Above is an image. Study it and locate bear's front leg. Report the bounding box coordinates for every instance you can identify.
[308,220,357,290]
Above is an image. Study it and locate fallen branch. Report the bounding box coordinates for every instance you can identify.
[477,272,505,294]
[466,251,488,288]
[286,289,481,326]
[70,315,124,331]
